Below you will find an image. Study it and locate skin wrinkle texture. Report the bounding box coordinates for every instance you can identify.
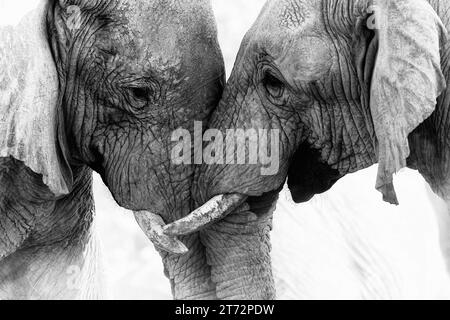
[0,0,226,300]
[3,0,450,301]
[185,0,450,299]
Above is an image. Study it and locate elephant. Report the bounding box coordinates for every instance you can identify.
[0,0,225,299]
[162,0,450,299]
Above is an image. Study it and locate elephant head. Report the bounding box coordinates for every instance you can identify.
[0,0,225,299]
[163,0,450,299]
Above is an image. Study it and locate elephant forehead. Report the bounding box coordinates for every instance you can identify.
[113,0,216,73]
[276,36,335,82]
[249,0,323,57]
[258,0,319,32]
[120,0,215,38]
[278,0,311,30]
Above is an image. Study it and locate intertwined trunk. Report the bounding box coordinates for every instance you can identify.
[160,234,216,300]
[200,211,275,300]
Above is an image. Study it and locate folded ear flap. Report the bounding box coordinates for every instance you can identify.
[370,0,447,204]
[0,0,73,197]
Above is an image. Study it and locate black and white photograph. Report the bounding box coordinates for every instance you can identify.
[1,0,450,306]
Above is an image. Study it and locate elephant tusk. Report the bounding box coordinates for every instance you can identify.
[134,211,189,255]
[163,193,247,237]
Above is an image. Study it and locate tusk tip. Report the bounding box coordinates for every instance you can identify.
[168,243,189,255]
[154,236,189,255]
[133,210,189,255]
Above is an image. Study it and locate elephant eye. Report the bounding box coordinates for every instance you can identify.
[130,87,151,101]
[124,80,161,110]
[262,72,285,99]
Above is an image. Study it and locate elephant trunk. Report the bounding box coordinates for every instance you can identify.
[160,191,276,299]
[200,209,276,300]
[161,192,278,299]
[160,234,217,300]
[168,68,285,299]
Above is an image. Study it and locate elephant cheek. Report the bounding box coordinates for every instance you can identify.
[102,151,185,215]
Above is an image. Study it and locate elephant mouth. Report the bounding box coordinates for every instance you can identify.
[135,142,341,255]
[287,142,342,203]
[133,194,249,255]
[155,182,283,254]
[146,142,341,255]
[133,190,281,255]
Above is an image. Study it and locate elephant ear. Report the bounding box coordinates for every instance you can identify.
[0,0,72,197]
[370,0,447,204]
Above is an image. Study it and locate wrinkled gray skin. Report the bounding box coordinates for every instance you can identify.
[191,0,450,299]
[0,0,224,299]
